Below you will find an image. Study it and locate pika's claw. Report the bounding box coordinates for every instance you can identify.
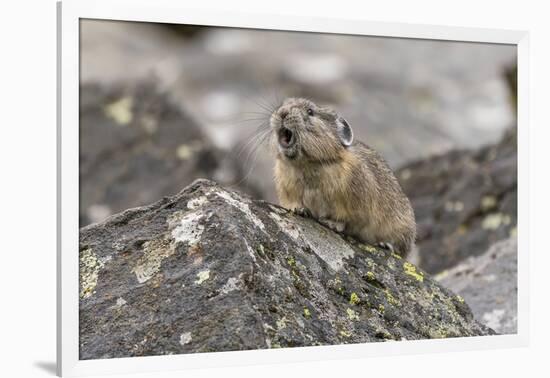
[377,242,395,252]
[293,207,313,218]
[318,217,345,233]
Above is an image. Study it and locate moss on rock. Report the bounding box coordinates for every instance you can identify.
[79,179,494,359]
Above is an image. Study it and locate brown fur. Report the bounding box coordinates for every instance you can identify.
[271,98,416,257]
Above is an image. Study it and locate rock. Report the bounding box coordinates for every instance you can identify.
[79,82,260,226]
[283,53,349,87]
[79,179,493,359]
[161,24,204,39]
[436,237,517,334]
[504,64,517,115]
[398,128,517,273]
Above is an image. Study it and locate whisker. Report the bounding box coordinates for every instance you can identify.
[236,117,272,123]
[225,83,285,192]
[235,125,270,159]
[243,94,275,115]
[230,128,273,188]
[236,121,271,154]
[241,111,273,117]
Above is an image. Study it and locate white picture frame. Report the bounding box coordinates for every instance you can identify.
[57,0,530,376]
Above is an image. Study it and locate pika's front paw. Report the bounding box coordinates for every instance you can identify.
[377,242,395,252]
[293,207,313,218]
[318,217,345,233]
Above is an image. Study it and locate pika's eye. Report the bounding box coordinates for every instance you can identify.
[307,108,314,116]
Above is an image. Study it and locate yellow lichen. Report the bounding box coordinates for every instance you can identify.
[176,145,193,160]
[403,262,424,282]
[133,238,175,284]
[481,195,497,211]
[482,213,511,230]
[349,292,360,305]
[303,307,311,319]
[104,96,133,125]
[340,330,352,338]
[365,271,375,281]
[359,244,378,253]
[384,289,400,306]
[176,141,204,160]
[425,290,436,301]
[80,248,104,299]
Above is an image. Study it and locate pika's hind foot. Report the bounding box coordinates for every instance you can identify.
[293,207,313,218]
[377,242,395,252]
[318,217,345,233]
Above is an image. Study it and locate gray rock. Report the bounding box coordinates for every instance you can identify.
[398,128,517,273]
[436,237,517,334]
[79,179,493,359]
[79,82,260,226]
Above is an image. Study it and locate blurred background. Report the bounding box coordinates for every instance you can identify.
[80,19,517,333]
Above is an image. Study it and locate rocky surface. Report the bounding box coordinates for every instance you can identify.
[79,82,259,226]
[398,128,517,274]
[79,179,493,360]
[437,237,517,334]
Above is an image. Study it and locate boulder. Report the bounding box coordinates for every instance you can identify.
[436,237,517,334]
[79,179,494,360]
[398,128,517,273]
[79,82,260,226]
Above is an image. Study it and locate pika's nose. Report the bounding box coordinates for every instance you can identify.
[279,109,289,120]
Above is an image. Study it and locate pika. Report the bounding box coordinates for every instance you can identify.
[270,98,416,257]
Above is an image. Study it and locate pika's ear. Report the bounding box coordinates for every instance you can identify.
[336,117,354,147]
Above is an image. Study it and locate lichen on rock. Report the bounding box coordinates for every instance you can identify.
[79,247,104,299]
[133,238,175,284]
[79,179,494,360]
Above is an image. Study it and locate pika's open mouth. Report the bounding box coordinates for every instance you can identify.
[278,126,295,148]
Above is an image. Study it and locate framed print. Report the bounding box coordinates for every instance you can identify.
[57,0,529,376]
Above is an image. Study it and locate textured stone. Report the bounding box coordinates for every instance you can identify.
[437,237,517,334]
[398,129,517,273]
[79,82,260,226]
[79,180,493,360]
